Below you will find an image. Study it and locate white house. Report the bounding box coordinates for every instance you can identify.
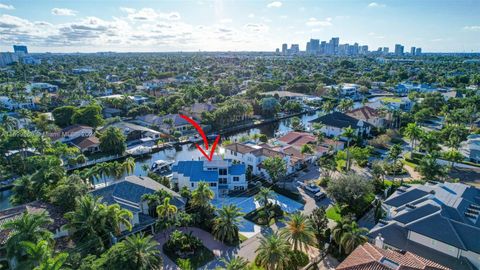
[346,106,390,128]
[0,96,36,110]
[309,112,373,138]
[50,124,94,143]
[171,156,247,198]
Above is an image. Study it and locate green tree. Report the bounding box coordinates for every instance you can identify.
[212,204,244,244]
[191,181,215,208]
[52,106,77,127]
[255,232,291,270]
[219,256,249,270]
[342,126,355,171]
[417,153,446,181]
[443,149,463,170]
[99,127,126,155]
[309,207,329,248]
[48,174,88,212]
[280,212,315,251]
[300,144,314,155]
[72,105,104,128]
[1,212,53,261]
[404,122,422,156]
[339,221,368,254]
[262,156,287,186]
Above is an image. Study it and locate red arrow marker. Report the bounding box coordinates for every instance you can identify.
[180,114,220,161]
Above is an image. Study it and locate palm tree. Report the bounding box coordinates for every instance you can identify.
[219,256,249,270]
[404,122,422,156]
[255,187,275,209]
[156,197,178,222]
[141,164,150,176]
[255,232,291,270]
[342,126,355,171]
[340,221,369,254]
[338,99,354,112]
[444,148,463,170]
[101,203,133,235]
[332,217,350,254]
[19,240,51,269]
[300,144,314,155]
[212,204,244,244]
[123,157,136,175]
[191,181,215,208]
[176,258,193,270]
[33,252,68,270]
[122,233,162,270]
[2,212,53,260]
[281,212,315,251]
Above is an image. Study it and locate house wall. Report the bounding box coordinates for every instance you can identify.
[408,231,460,258]
[62,128,93,142]
[460,249,480,270]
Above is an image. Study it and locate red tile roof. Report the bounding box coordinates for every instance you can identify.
[337,243,450,270]
[347,106,380,121]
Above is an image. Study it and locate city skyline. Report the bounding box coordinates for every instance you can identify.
[0,0,479,53]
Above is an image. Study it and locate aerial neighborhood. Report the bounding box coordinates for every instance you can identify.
[1,2,480,269]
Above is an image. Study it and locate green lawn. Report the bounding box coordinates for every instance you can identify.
[326,205,342,222]
[380,97,402,103]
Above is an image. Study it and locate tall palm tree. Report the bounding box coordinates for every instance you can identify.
[280,212,315,251]
[122,233,162,270]
[340,222,369,254]
[156,197,178,222]
[123,157,136,175]
[342,126,355,171]
[219,256,249,270]
[33,252,68,270]
[404,122,422,156]
[332,217,350,254]
[191,181,215,208]
[19,240,51,269]
[2,212,53,260]
[212,204,244,244]
[255,232,291,270]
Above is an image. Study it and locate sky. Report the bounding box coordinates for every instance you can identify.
[0,0,479,53]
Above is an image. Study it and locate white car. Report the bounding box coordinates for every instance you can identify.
[304,184,321,193]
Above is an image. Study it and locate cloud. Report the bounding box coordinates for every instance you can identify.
[0,3,14,10]
[248,13,255,18]
[368,2,386,8]
[267,1,282,8]
[51,8,77,16]
[463,25,480,31]
[120,7,180,21]
[306,17,332,27]
[244,23,269,33]
[219,18,232,24]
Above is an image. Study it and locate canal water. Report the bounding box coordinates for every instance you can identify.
[1,111,322,209]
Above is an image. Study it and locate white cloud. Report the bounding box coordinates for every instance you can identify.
[0,3,14,10]
[120,7,180,21]
[267,1,282,8]
[119,7,136,13]
[463,25,480,31]
[51,8,77,16]
[219,18,232,24]
[306,17,332,27]
[244,23,269,33]
[368,2,386,8]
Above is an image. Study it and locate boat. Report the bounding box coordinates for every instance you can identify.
[126,145,152,156]
[150,160,174,175]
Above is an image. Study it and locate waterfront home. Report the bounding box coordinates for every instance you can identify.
[171,156,247,198]
[337,242,450,270]
[310,112,373,138]
[368,182,480,270]
[0,201,68,269]
[346,106,391,128]
[460,134,480,164]
[26,82,58,93]
[136,114,193,135]
[102,121,161,144]
[90,176,185,236]
[224,142,306,179]
[50,124,94,143]
[275,131,329,157]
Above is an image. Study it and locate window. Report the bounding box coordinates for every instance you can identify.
[219,178,227,184]
[233,177,239,182]
[219,168,227,175]
[191,183,194,188]
[209,183,217,187]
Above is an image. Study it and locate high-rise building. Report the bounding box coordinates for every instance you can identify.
[0,52,19,67]
[394,44,404,55]
[330,37,339,54]
[13,45,28,55]
[281,43,288,55]
[307,39,319,54]
[290,44,300,54]
[360,45,369,54]
[275,48,280,53]
[410,46,416,55]
[415,47,422,55]
[320,41,327,54]
[383,47,389,54]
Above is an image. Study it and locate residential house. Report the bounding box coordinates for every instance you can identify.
[181,102,217,121]
[49,124,100,153]
[0,201,68,269]
[276,131,330,158]
[0,96,36,110]
[224,142,303,179]
[136,114,192,135]
[337,242,450,270]
[368,182,480,270]
[171,156,247,198]
[98,95,148,105]
[27,83,58,93]
[70,136,100,153]
[103,121,161,144]
[90,175,185,237]
[310,112,373,138]
[346,106,390,128]
[460,134,480,164]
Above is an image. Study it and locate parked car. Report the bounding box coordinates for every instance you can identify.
[304,184,321,193]
[314,191,326,201]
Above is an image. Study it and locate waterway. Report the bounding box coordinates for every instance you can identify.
[0,110,322,209]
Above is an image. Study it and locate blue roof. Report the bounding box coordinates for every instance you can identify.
[229,164,245,175]
[172,161,218,182]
